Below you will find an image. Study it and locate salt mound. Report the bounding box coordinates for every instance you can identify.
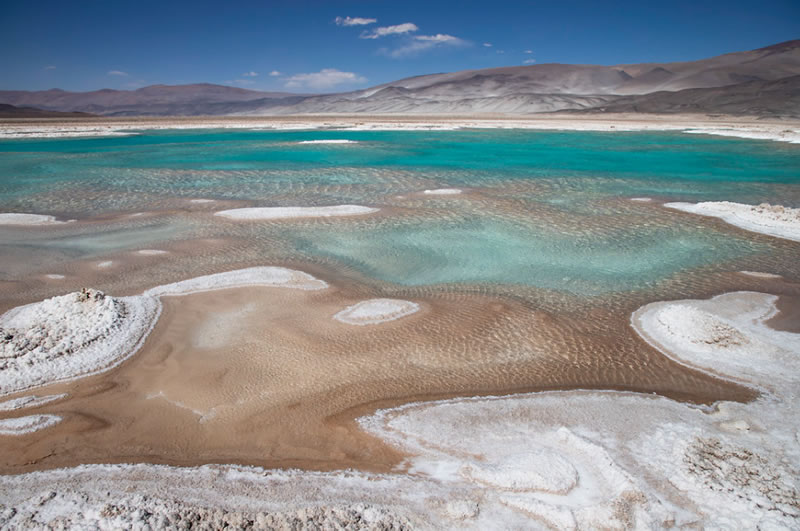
[215,205,378,220]
[333,299,420,326]
[145,266,328,297]
[423,188,463,195]
[136,249,168,255]
[665,201,800,242]
[0,414,61,435]
[0,213,66,226]
[0,288,159,396]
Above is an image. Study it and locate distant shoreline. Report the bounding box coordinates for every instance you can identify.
[1,113,798,143]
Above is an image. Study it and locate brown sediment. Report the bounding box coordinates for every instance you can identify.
[766,294,800,333]
[0,271,755,476]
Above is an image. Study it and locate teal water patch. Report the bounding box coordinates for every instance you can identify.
[0,129,798,210]
[0,129,796,294]
[293,218,763,295]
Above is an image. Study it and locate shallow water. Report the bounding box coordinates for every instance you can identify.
[1,129,798,300]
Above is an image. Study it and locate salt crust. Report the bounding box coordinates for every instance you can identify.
[297,139,358,144]
[0,393,66,412]
[135,249,168,255]
[0,414,61,435]
[189,198,215,203]
[215,205,379,220]
[144,266,329,297]
[0,268,327,397]
[0,213,66,226]
[1,288,797,528]
[739,270,782,279]
[2,121,797,144]
[684,127,800,144]
[44,274,65,280]
[333,299,420,326]
[423,188,463,195]
[665,201,800,242]
[0,289,160,397]
[629,197,652,202]
[96,260,113,268]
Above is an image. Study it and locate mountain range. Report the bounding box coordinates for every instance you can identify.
[1,40,798,117]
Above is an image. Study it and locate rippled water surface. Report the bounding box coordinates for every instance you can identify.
[1,129,798,300]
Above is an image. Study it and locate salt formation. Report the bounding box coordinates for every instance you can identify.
[423,188,463,195]
[0,394,66,412]
[0,288,159,396]
[0,414,61,435]
[665,201,800,242]
[0,213,66,226]
[144,266,328,296]
[333,299,420,326]
[1,280,797,527]
[297,139,358,144]
[215,205,379,220]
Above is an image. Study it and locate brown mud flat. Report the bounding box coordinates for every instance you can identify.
[0,274,755,476]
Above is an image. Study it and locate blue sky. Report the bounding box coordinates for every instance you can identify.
[2,0,798,93]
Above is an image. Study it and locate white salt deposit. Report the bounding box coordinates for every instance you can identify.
[684,127,800,144]
[632,291,800,391]
[630,197,652,202]
[215,205,378,220]
[0,213,66,226]
[665,201,800,242]
[144,266,328,297]
[96,260,113,268]
[0,414,61,435]
[423,188,463,195]
[739,270,782,279]
[189,199,216,203]
[297,139,358,144]
[0,289,160,397]
[333,299,420,326]
[136,249,168,256]
[0,393,66,412]
[44,274,65,280]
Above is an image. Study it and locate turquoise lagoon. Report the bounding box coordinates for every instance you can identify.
[0,129,798,298]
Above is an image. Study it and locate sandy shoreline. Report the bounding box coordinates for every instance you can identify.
[1,113,799,142]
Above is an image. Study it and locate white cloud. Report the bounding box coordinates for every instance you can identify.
[107,70,129,76]
[284,68,367,91]
[335,16,376,26]
[387,33,467,58]
[242,71,258,77]
[269,70,282,77]
[523,59,536,65]
[44,65,56,70]
[360,22,418,39]
[524,50,533,54]
[483,43,493,48]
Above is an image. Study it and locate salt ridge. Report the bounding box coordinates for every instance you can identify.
[0,393,66,412]
[0,414,62,435]
[423,188,463,195]
[214,205,379,220]
[665,201,800,242]
[0,213,67,226]
[333,299,420,326]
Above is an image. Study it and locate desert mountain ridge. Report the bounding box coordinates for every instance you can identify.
[1,40,798,117]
